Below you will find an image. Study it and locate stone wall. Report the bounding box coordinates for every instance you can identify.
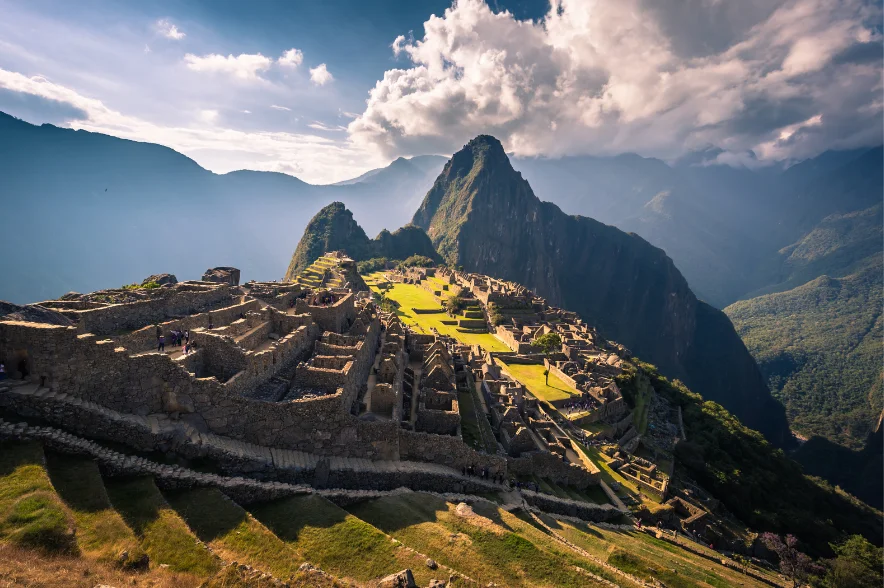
[75,285,233,336]
[295,293,355,334]
[508,451,599,489]
[399,429,506,474]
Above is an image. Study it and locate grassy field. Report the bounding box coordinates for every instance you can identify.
[249,493,442,586]
[164,487,305,580]
[0,442,76,554]
[497,361,579,402]
[539,512,778,588]
[365,273,509,351]
[44,453,142,563]
[348,492,622,587]
[104,476,221,576]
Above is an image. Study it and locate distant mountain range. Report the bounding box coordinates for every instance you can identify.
[0,111,444,304]
[2,109,880,456]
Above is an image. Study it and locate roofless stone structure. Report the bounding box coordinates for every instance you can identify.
[0,256,613,519]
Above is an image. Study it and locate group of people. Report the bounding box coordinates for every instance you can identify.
[157,329,192,354]
[563,396,597,415]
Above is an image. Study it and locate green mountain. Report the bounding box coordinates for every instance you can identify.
[725,256,883,449]
[285,201,440,279]
[413,135,790,445]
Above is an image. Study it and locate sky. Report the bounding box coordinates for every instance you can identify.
[0,0,881,183]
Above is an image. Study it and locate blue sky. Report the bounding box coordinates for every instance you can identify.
[0,0,881,182]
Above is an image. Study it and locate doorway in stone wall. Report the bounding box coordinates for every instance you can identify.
[11,349,30,380]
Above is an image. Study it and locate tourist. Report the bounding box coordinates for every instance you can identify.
[184,330,190,344]
[158,335,165,352]
[0,363,5,380]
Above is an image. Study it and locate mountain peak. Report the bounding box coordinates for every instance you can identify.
[285,202,440,280]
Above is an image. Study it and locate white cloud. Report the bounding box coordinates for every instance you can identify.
[309,63,333,86]
[156,19,185,40]
[349,0,883,165]
[278,48,303,68]
[242,109,251,114]
[184,53,273,81]
[0,67,385,183]
[270,104,291,111]
[198,109,219,123]
[308,122,347,131]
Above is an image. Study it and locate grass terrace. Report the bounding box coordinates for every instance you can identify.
[365,273,509,351]
[497,361,579,402]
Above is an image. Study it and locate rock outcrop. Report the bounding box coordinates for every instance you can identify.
[202,267,241,286]
[412,135,790,444]
[143,273,178,286]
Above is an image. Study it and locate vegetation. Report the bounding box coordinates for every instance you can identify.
[364,276,509,350]
[249,494,439,585]
[533,332,562,384]
[104,476,220,575]
[43,453,143,564]
[816,534,883,588]
[285,202,440,279]
[761,533,818,588]
[725,256,883,449]
[164,487,304,580]
[498,360,578,402]
[348,492,615,587]
[121,280,160,290]
[617,360,882,556]
[444,293,466,314]
[0,442,76,554]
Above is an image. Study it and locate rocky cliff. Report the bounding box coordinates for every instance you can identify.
[413,135,790,444]
[286,202,440,279]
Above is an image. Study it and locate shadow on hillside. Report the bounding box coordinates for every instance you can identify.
[45,452,112,514]
[163,487,246,543]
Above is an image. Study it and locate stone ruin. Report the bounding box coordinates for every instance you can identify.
[0,254,615,512]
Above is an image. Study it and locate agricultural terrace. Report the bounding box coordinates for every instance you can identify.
[364,272,509,352]
[497,360,579,402]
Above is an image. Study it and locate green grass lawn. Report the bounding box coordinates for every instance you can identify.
[541,513,776,588]
[348,492,619,587]
[366,274,509,351]
[164,487,304,580]
[44,452,142,564]
[0,442,76,554]
[104,476,220,576]
[497,361,579,402]
[248,493,440,586]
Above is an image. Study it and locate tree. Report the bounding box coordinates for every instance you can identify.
[818,535,882,588]
[445,294,466,315]
[533,332,562,384]
[761,533,819,588]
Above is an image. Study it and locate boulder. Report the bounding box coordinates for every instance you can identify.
[0,301,73,326]
[143,273,178,286]
[202,267,241,286]
[426,558,438,570]
[377,569,417,588]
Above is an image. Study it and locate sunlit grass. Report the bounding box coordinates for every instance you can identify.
[497,361,578,402]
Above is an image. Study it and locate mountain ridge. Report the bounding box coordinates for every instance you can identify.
[413,135,790,444]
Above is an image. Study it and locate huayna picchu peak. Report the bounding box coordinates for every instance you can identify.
[285,201,441,280]
[413,136,791,445]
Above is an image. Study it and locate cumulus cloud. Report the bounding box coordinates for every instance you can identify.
[309,63,333,86]
[278,48,304,68]
[184,52,272,81]
[349,0,883,165]
[0,67,385,183]
[156,19,185,40]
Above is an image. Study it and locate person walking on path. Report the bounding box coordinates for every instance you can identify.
[158,335,165,352]
[184,330,190,344]
[0,363,5,381]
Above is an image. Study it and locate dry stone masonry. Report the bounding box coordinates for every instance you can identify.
[0,255,630,524]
